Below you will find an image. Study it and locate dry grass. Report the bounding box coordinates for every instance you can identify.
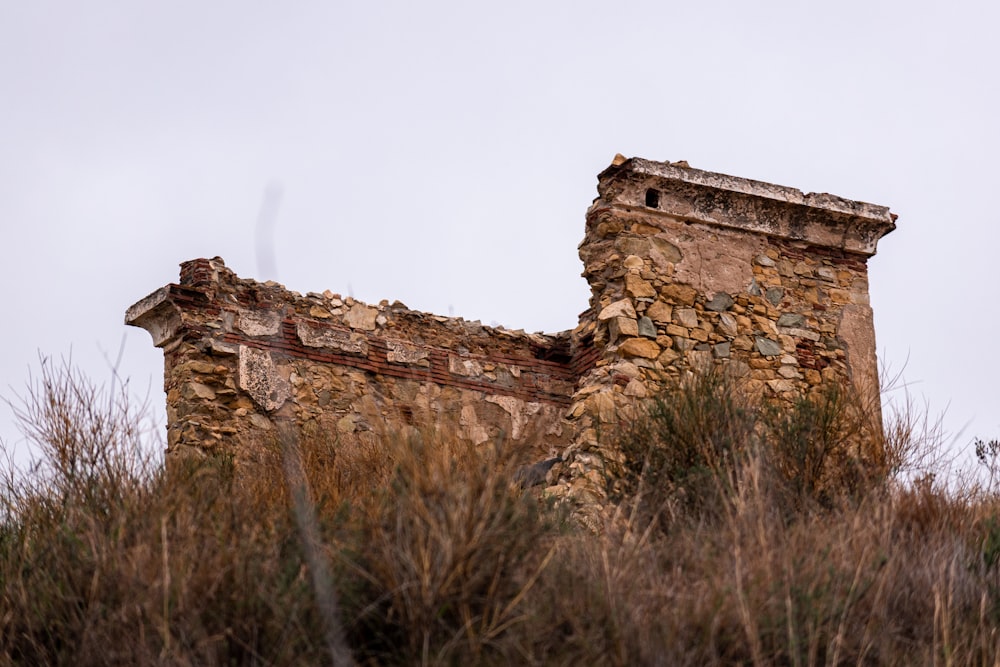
[3,359,1000,665]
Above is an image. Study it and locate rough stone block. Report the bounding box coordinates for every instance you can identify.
[675,308,699,328]
[618,338,661,359]
[661,283,697,306]
[645,300,673,324]
[598,299,637,320]
[625,273,657,298]
[706,292,734,312]
[344,303,379,330]
[755,337,782,357]
[609,316,639,340]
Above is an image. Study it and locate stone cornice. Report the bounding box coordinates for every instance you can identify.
[596,157,896,256]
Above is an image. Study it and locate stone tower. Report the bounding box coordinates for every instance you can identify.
[553,156,895,507]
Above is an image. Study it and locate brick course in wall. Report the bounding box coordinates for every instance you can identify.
[128,156,895,498]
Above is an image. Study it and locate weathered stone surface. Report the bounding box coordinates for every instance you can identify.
[623,378,648,397]
[124,287,181,347]
[386,339,430,366]
[767,379,796,393]
[661,283,697,306]
[337,415,357,433]
[717,312,738,336]
[650,237,683,265]
[449,356,484,377]
[183,382,217,400]
[657,348,679,365]
[754,315,778,335]
[611,361,642,378]
[705,293,734,312]
[778,365,802,379]
[623,254,644,269]
[618,338,661,359]
[816,266,837,282]
[645,300,673,324]
[183,360,223,375]
[637,316,657,339]
[598,299,637,320]
[238,309,281,337]
[625,273,656,298]
[776,313,805,328]
[675,308,699,328]
[666,324,687,337]
[614,236,650,257]
[608,316,639,341]
[297,321,368,356]
[486,395,541,440]
[588,391,616,423]
[755,337,782,357]
[687,349,713,369]
[238,346,290,411]
[765,287,784,306]
[783,327,821,342]
[344,303,378,331]
[673,336,695,352]
[755,254,776,267]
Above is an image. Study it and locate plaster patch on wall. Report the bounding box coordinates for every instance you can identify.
[449,355,484,377]
[672,227,761,296]
[238,309,282,337]
[386,339,430,366]
[238,345,290,412]
[838,303,880,401]
[344,303,378,331]
[486,395,542,440]
[460,404,490,445]
[296,321,369,356]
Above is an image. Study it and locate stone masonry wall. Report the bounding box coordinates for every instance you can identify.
[127,156,895,499]
[126,257,596,468]
[547,158,895,510]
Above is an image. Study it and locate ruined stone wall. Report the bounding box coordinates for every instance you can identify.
[127,156,894,497]
[126,257,596,468]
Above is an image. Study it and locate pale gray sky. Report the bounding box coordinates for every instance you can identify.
[2,1,997,470]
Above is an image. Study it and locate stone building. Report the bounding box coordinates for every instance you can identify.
[127,156,895,502]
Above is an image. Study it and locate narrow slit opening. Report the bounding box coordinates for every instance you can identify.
[645,188,660,208]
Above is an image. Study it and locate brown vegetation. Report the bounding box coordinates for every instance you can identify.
[2,359,1000,665]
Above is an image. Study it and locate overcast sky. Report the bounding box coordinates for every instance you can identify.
[2,1,996,473]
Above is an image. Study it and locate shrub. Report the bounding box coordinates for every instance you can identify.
[613,368,758,524]
[354,434,559,664]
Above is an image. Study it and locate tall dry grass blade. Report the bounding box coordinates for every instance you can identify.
[733,543,765,667]
[276,419,355,667]
[160,516,170,659]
